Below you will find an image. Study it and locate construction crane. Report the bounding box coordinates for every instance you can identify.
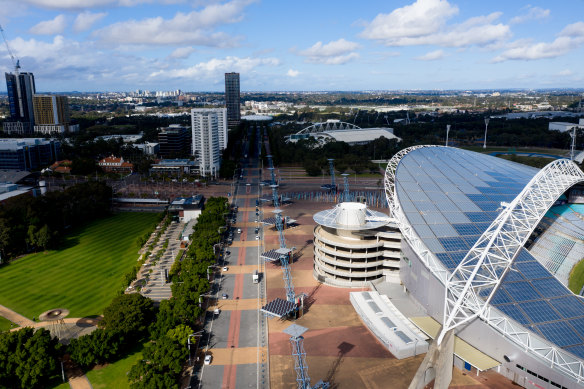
[0,24,19,73]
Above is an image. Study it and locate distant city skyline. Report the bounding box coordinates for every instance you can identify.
[0,0,582,92]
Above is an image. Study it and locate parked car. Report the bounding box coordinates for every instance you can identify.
[223,266,228,271]
[204,354,212,365]
[222,293,228,299]
[214,308,221,315]
[255,235,260,240]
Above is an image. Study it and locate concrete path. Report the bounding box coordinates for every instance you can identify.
[0,303,34,327]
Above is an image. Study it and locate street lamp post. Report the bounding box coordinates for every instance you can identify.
[188,331,204,366]
[483,117,490,149]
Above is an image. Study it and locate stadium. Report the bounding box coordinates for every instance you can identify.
[384,146,584,389]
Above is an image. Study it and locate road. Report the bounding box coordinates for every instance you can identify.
[191,125,269,389]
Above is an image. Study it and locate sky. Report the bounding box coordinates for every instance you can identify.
[0,0,583,92]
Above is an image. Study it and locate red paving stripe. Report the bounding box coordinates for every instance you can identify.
[270,326,393,359]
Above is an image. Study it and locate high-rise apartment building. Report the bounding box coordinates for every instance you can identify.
[3,71,36,134]
[224,72,240,128]
[191,108,227,177]
[32,95,79,135]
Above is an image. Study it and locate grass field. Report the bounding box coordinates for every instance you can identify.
[569,259,584,295]
[84,344,144,389]
[0,316,15,332]
[0,212,159,320]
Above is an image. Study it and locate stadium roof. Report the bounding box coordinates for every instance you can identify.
[318,128,401,144]
[393,147,584,362]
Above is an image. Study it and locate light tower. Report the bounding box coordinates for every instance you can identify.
[341,173,350,202]
[283,324,330,389]
[445,124,451,147]
[483,117,490,149]
[328,159,336,191]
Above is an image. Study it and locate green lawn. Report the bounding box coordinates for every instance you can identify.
[0,316,15,332]
[569,258,584,295]
[85,344,144,389]
[0,212,159,319]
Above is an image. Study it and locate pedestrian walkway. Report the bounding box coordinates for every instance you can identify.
[141,221,185,302]
[0,303,33,327]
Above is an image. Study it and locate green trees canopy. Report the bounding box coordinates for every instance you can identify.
[99,293,155,340]
[0,328,63,389]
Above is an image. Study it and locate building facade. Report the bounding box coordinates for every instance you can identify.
[191,108,227,177]
[157,125,191,158]
[32,95,78,134]
[3,71,36,135]
[98,156,133,174]
[0,138,60,171]
[224,72,240,128]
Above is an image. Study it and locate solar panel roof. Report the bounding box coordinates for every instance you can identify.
[396,147,584,359]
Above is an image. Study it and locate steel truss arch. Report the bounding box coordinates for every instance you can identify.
[296,121,361,135]
[441,158,584,342]
[384,148,584,383]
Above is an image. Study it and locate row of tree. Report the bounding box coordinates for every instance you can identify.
[66,196,229,388]
[0,181,112,260]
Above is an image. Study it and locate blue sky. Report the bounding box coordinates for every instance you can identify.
[0,0,583,92]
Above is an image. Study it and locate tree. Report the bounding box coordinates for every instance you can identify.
[0,327,63,388]
[35,225,52,251]
[128,336,187,389]
[100,293,155,340]
[68,329,125,368]
[166,324,194,347]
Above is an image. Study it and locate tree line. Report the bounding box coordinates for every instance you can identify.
[0,181,112,261]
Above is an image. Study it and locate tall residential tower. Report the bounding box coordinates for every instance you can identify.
[191,108,227,177]
[4,67,36,134]
[224,72,240,128]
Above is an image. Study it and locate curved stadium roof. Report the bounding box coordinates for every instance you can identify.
[394,147,584,360]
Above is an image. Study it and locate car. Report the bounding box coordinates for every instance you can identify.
[222,293,228,299]
[254,228,259,234]
[223,266,228,271]
[204,354,212,365]
[226,251,231,255]
[213,308,221,315]
[255,235,260,240]
[237,228,242,233]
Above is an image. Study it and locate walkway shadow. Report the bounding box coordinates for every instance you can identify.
[75,315,102,328]
[325,341,355,388]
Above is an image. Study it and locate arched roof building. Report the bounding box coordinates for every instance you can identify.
[385,146,584,388]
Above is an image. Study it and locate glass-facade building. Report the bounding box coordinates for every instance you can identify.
[0,138,60,171]
[224,72,240,128]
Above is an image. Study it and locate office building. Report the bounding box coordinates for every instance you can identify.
[3,70,35,135]
[33,95,79,135]
[157,125,191,158]
[224,72,240,128]
[191,108,227,177]
[0,138,60,171]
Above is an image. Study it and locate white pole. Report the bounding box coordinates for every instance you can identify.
[446,125,451,147]
[483,118,490,149]
[571,127,576,161]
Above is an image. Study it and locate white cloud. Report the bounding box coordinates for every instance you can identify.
[360,0,510,48]
[29,15,67,35]
[287,69,299,77]
[493,22,584,62]
[414,49,445,61]
[169,46,195,59]
[93,0,254,46]
[297,38,360,64]
[557,69,573,77]
[510,5,550,24]
[149,56,280,80]
[20,0,118,9]
[73,11,107,32]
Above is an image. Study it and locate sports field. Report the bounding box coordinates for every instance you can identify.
[0,212,159,320]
